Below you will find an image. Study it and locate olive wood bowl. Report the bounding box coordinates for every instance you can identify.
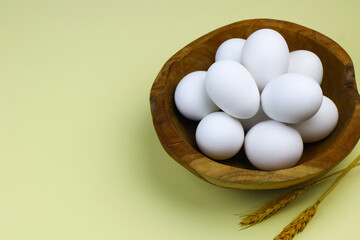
[150,19,360,190]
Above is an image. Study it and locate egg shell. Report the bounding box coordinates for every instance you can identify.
[241,28,289,91]
[288,50,323,84]
[215,38,246,63]
[244,120,303,171]
[240,104,270,132]
[261,73,323,124]
[205,60,260,119]
[292,96,338,142]
[174,71,219,121]
[195,112,244,160]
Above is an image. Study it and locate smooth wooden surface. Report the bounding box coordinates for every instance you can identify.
[150,19,360,190]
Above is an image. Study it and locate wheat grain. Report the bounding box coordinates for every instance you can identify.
[272,154,360,239]
[273,204,318,240]
[239,188,305,227]
[239,161,360,228]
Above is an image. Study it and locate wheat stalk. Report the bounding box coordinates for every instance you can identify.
[239,160,360,228]
[273,154,360,240]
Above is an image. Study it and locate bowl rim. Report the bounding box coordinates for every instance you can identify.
[150,18,360,190]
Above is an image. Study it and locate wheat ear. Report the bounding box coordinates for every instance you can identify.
[239,188,305,228]
[273,154,360,240]
[273,203,318,240]
[239,160,360,228]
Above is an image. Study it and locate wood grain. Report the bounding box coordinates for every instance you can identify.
[150,19,360,190]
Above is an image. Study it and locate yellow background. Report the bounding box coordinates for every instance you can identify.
[1,0,360,239]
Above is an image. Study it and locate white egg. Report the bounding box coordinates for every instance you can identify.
[241,29,289,91]
[240,104,270,132]
[196,112,244,160]
[215,38,246,63]
[288,50,323,84]
[292,96,338,143]
[261,73,323,124]
[205,60,260,119]
[174,71,219,121]
[244,120,303,171]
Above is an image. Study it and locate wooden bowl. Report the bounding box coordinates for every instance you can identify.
[150,19,360,190]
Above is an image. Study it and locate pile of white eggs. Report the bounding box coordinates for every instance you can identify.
[174,29,339,171]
